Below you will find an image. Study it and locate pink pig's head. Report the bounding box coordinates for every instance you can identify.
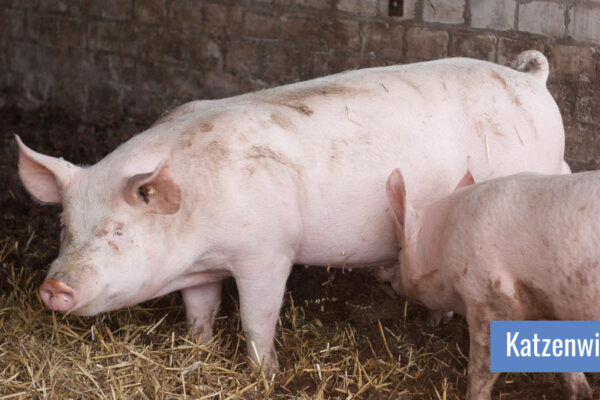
[385,168,475,297]
[16,136,182,316]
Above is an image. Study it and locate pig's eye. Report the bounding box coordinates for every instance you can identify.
[114,230,123,237]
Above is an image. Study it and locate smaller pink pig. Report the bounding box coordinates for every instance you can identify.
[386,169,599,400]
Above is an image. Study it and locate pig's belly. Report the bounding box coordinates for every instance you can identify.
[293,198,398,267]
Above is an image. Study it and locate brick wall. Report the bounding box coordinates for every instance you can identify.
[0,0,599,168]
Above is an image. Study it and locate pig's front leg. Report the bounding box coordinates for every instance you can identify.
[466,307,499,400]
[236,260,292,377]
[560,373,592,400]
[182,281,223,343]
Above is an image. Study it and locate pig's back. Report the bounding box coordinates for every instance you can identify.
[449,172,600,320]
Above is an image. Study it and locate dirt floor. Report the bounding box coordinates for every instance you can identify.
[0,105,595,399]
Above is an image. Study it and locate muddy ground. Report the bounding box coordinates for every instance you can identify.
[0,105,594,399]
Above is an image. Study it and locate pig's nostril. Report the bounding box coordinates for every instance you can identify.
[39,278,78,313]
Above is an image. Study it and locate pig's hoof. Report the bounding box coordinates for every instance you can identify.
[373,265,396,283]
[426,310,442,327]
[190,324,213,344]
[258,349,279,379]
[262,363,278,379]
[572,384,593,400]
[568,383,593,400]
[426,310,454,328]
[441,311,454,324]
[561,373,593,400]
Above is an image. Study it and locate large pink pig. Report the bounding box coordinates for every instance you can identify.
[18,50,568,376]
[386,170,598,400]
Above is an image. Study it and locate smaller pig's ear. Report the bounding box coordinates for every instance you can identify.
[124,160,182,215]
[386,169,412,246]
[16,135,81,204]
[454,170,475,191]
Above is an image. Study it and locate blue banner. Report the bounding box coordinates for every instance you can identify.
[491,321,600,372]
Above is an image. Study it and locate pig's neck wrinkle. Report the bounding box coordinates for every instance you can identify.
[153,268,232,298]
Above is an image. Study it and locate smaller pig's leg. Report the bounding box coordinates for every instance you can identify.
[236,262,292,378]
[466,308,499,400]
[182,281,222,343]
[560,373,592,400]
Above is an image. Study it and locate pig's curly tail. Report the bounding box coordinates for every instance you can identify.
[513,50,550,84]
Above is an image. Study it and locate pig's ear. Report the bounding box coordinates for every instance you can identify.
[16,135,81,204]
[124,160,182,215]
[454,170,475,191]
[386,169,412,246]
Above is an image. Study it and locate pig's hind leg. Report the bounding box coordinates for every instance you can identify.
[560,373,592,400]
[182,281,223,342]
[465,306,500,400]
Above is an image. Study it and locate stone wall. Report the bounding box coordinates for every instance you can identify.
[0,0,599,168]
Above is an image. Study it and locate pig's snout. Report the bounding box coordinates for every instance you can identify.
[40,278,78,312]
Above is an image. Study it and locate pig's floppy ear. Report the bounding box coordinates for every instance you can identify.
[16,135,81,204]
[124,160,182,215]
[386,169,410,246]
[454,170,475,191]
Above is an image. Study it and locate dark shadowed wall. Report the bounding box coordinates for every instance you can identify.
[0,0,599,168]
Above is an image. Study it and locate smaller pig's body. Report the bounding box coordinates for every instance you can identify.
[387,171,600,400]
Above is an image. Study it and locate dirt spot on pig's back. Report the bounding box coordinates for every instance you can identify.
[200,122,213,132]
[276,83,359,103]
[265,83,364,117]
[269,113,294,131]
